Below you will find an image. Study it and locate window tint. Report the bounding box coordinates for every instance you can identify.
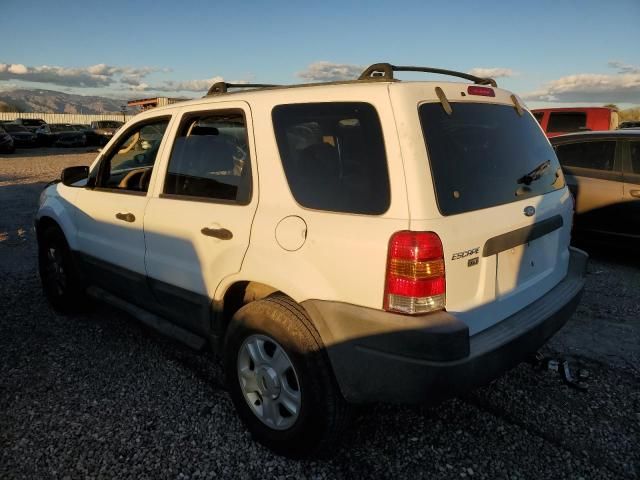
[97,118,169,192]
[272,102,390,215]
[555,141,616,171]
[164,111,251,203]
[419,102,565,216]
[533,112,544,124]
[630,142,640,174]
[547,112,587,133]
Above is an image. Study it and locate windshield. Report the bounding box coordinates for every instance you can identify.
[95,121,123,129]
[50,124,77,132]
[3,124,28,133]
[419,102,565,216]
[21,119,44,127]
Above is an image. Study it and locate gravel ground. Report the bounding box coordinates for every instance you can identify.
[1,149,639,479]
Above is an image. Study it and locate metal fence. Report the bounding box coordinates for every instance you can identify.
[0,112,134,125]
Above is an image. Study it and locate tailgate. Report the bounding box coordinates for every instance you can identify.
[411,100,572,335]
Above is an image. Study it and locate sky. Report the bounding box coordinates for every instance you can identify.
[1,0,639,109]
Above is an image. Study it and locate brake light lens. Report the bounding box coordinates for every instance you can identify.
[467,85,495,97]
[384,231,446,315]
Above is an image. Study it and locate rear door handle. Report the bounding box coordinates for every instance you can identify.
[115,212,136,223]
[201,227,233,240]
[630,189,640,198]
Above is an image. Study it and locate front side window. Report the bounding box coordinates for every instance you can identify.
[629,142,640,174]
[547,112,587,133]
[555,141,616,171]
[163,110,251,203]
[272,102,390,215]
[96,117,170,192]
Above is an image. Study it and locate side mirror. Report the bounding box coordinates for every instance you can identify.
[61,166,89,186]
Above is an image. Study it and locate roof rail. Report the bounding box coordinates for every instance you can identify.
[358,63,498,87]
[206,82,280,96]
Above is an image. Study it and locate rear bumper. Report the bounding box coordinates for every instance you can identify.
[302,247,588,404]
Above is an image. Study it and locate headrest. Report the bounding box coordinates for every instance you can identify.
[191,125,219,136]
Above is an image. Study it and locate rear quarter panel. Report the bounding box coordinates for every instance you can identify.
[216,84,410,309]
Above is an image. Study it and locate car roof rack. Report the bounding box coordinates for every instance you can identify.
[206,82,281,96]
[358,63,498,87]
[204,63,497,97]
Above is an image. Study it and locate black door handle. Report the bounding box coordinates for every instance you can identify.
[115,212,135,222]
[630,189,640,198]
[201,227,233,240]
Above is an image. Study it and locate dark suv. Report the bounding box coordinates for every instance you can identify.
[552,130,640,241]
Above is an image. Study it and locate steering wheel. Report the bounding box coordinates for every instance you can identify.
[118,169,145,189]
[137,168,152,192]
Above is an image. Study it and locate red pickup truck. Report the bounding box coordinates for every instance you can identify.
[532,107,619,137]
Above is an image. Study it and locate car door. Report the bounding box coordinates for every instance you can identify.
[555,139,623,235]
[622,139,640,237]
[73,115,173,304]
[143,102,258,336]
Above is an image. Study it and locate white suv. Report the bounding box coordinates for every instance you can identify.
[36,63,587,457]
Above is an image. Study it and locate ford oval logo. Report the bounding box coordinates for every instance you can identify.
[524,206,536,217]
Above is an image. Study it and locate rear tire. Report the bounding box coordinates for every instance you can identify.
[223,294,350,458]
[38,224,89,313]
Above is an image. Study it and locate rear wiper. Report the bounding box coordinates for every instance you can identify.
[518,160,551,186]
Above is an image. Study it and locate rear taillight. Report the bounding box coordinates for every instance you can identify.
[384,231,446,315]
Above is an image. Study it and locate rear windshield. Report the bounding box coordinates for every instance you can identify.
[419,102,565,216]
[547,112,586,133]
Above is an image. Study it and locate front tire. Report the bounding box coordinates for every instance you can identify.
[224,294,350,458]
[38,224,89,313]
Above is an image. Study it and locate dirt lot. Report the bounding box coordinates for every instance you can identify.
[1,148,639,479]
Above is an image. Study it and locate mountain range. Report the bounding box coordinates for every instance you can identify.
[0,89,131,114]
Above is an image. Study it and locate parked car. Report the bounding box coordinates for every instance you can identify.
[90,120,124,145]
[36,124,86,147]
[619,120,640,129]
[71,124,109,146]
[2,123,37,147]
[36,63,587,457]
[13,118,47,133]
[532,107,619,137]
[552,130,640,242]
[0,125,15,153]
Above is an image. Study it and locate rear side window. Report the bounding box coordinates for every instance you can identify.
[533,112,544,124]
[555,141,616,171]
[547,112,587,133]
[164,110,251,204]
[419,102,565,216]
[272,102,390,215]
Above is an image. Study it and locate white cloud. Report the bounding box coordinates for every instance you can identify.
[297,61,363,82]
[152,76,225,92]
[523,61,640,104]
[8,64,28,75]
[608,60,640,74]
[524,72,640,103]
[0,62,162,88]
[468,67,516,79]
